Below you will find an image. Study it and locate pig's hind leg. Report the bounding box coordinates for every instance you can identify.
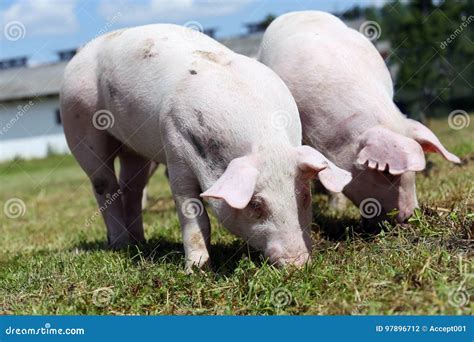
[118,147,152,244]
[64,126,131,249]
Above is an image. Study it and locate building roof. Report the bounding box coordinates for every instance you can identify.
[0,61,68,102]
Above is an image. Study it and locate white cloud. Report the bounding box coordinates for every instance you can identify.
[98,0,250,24]
[1,0,79,37]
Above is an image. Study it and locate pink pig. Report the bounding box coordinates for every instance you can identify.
[60,24,351,272]
[258,11,460,224]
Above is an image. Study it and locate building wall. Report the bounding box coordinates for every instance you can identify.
[0,97,69,161]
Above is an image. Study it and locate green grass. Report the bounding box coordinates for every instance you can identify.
[1,116,473,315]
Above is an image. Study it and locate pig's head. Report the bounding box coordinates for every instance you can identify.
[201,145,351,267]
[344,118,460,224]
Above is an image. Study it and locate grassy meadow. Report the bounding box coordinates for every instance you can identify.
[0,115,472,315]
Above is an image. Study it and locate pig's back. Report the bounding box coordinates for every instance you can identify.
[259,12,400,143]
[260,11,393,100]
[95,24,233,109]
[66,24,237,158]
[62,24,301,161]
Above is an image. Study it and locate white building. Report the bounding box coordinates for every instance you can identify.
[0,58,70,161]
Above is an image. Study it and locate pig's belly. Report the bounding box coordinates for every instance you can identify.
[106,109,167,164]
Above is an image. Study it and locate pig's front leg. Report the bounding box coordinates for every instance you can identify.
[168,162,211,273]
[328,191,349,211]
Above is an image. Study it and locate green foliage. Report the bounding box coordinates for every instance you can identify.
[376,0,474,118]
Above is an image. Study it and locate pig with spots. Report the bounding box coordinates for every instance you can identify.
[60,24,351,271]
[258,11,460,224]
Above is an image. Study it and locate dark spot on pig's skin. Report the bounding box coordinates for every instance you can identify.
[190,232,206,250]
[207,139,225,170]
[189,69,197,75]
[187,131,225,170]
[193,50,231,66]
[92,178,108,196]
[142,38,157,59]
[106,81,118,98]
[194,109,205,127]
[188,132,206,159]
[171,115,188,131]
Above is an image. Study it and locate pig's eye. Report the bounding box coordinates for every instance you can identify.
[248,197,267,219]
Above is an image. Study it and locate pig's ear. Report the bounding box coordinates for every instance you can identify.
[200,156,259,209]
[406,118,461,163]
[296,145,352,193]
[356,126,426,175]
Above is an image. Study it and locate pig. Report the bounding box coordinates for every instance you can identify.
[60,24,352,272]
[258,11,460,224]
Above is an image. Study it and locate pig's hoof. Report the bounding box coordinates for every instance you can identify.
[185,256,211,275]
[107,236,133,250]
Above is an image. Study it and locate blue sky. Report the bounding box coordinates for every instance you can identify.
[0,0,383,64]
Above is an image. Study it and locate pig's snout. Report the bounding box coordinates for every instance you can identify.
[265,243,310,268]
[396,206,415,223]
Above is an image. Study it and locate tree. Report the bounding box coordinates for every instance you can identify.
[376,0,474,119]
